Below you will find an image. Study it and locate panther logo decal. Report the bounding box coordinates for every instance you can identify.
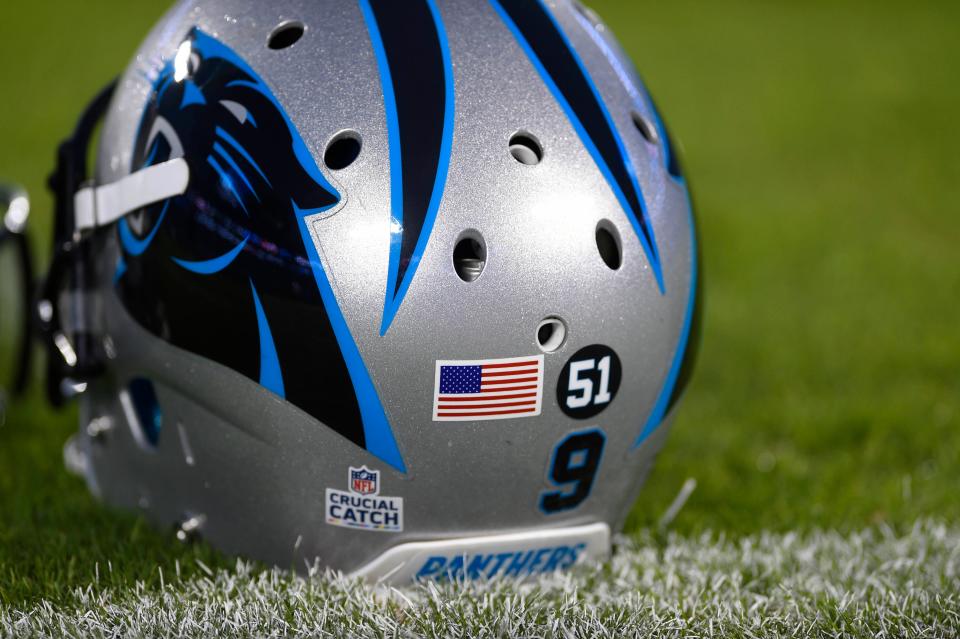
[116,29,405,471]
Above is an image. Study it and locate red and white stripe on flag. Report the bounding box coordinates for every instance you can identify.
[432,354,545,422]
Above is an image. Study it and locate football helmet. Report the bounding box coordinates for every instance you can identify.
[38,0,700,582]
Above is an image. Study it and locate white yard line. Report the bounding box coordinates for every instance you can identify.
[3,520,959,638]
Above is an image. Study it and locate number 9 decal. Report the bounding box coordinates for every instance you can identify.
[540,428,606,514]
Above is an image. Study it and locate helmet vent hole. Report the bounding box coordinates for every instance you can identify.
[509,133,543,166]
[536,317,567,353]
[596,221,622,270]
[631,111,659,145]
[268,21,305,50]
[453,232,486,283]
[324,131,362,170]
[573,2,604,29]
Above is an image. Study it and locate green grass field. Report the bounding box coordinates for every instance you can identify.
[1,0,958,633]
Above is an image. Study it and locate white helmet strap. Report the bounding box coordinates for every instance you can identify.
[73,158,189,232]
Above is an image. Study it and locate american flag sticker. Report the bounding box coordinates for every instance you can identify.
[432,355,545,422]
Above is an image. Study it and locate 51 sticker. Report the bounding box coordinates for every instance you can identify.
[556,345,622,419]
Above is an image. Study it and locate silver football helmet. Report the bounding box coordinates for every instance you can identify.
[40,0,699,582]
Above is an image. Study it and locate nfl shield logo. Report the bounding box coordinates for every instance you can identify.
[349,466,379,496]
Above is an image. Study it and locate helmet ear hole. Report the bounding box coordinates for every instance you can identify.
[122,378,162,449]
[453,232,486,282]
[596,221,622,270]
[536,317,567,353]
[509,132,543,165]
[268,21,305,50]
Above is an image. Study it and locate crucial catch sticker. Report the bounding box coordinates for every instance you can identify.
[325,466,403,532]
[433,355,545,421]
